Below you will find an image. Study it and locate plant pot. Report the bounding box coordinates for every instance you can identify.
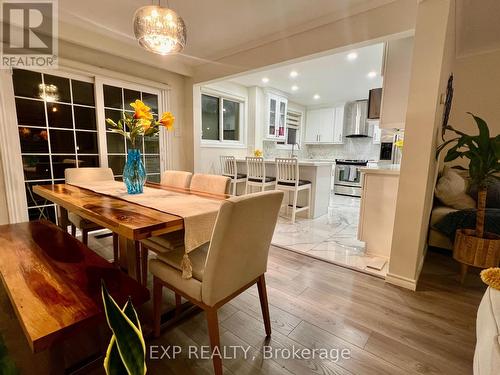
[123,149,146,194]
[453,228,500,268]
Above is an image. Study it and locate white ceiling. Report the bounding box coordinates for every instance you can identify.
[230,43,384,106]
[57,0,397,75]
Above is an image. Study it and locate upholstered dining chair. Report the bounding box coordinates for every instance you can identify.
[150,190,284,375]
[139,173,231,285]
[64,167,118,263]
[160,170,192,189]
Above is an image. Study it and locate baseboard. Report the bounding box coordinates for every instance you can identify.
[385,272,417,291]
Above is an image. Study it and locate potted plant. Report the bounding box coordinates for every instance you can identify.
[106,100,175,194]
[437,113,500,281]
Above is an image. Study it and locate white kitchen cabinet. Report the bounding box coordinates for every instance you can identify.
[372,122,381,144]
[305,105,344,144]
[266,93,287,140]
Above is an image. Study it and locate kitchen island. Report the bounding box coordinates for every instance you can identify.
[235,159,334,218]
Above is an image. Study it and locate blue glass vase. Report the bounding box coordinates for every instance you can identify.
[123,148,146,194]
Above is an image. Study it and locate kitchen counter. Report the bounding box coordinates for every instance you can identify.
[235,158,335,166]
[360,164,400,175]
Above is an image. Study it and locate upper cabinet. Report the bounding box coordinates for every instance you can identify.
[266,93,287,140]
[305,104,344,144]
[379,36,414,129]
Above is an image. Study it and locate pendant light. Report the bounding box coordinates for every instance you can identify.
[133,1,186,55]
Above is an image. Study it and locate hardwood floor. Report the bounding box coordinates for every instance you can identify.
[0,233,486,374]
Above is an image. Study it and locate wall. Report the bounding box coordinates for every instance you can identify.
[0,154,9,225]
[388,0,456,290]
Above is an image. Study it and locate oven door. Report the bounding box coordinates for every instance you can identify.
[335,165,362,187]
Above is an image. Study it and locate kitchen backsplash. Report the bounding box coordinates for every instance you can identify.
[264,137,381,161]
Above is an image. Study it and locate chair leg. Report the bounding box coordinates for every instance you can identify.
[82,229,89,245]
[141,245,149,286]
[257,275,272,337]
[307,186,312,218]
[291,189,298,224]
[112,233,119,267]
[71,224,76,237]
[153,277,163,338]
[206,308,223,375]
[245,181,248,195]
[232,180,237,196]
[175,293,182,317]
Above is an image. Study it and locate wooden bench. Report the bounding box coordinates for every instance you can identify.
[0,220,149,354]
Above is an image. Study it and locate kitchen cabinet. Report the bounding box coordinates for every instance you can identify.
[379,36,414,129]
[372,122,381,144]
[265,93,287,140]
[305,105,344,144]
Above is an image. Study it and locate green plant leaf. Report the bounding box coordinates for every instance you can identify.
[101,282,146,375]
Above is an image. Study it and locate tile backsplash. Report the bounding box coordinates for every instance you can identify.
[264,137,381,161]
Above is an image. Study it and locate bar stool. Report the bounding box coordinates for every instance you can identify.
[275,158,311,224]
[245,157,275,194]
[220,155,246,196]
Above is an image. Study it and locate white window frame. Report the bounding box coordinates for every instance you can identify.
[276,108,304,150]
[200,87,246,148]
[0,65,172,223]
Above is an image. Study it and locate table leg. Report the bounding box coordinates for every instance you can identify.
[118,236,141,282]
[57,206,69,232]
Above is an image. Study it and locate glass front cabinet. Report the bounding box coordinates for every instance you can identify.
[266,93,287,140]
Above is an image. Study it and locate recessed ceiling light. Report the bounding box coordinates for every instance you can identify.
[261,77,269,83]
[367,71,377,79]
[313,94,320,100]
[289,71,298,78]
[291,85,299,91]
[347,52,358,61]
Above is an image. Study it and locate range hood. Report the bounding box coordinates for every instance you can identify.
[345,100,370,137]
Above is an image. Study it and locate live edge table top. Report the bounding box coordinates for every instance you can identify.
[0,220,150,353]
[33,183,185,241]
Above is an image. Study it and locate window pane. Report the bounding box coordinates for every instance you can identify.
[22,155,51,181]
[142,92,158,113]
[106,132,125,153]
[105,109,123,129]
[25,181,51,207]
[74,106,96,130]
[201,94,219,141]
[145,155,160,173]
[72,80,94,105]
[147,174,160,183]
[76,131,98,154]
[124,89,141,108]
[43,74,71,103]
[104,85,123,109]
[222,99,240,141]
[77,155,99,168]
[19,127,49,153]
[15,98,46,127]
[144,136,159,154]
[28,205,56,223]
[108,155,125,175]
[47,103,73,129]
[50,129,75,153]
[51,155,78,179]
[13,69,42,98]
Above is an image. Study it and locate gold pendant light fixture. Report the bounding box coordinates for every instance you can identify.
[133,1,186,55]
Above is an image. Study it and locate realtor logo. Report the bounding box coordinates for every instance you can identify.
[1,0,58,68]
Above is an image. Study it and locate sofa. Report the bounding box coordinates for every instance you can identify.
[428,205,457,250]
[474,286,500,374]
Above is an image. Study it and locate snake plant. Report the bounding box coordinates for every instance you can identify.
[101,281,147,375]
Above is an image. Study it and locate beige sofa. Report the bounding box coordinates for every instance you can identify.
[474,287,500,374]
[428,205,458,250]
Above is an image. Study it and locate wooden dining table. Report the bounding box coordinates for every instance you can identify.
[33,182,229,283]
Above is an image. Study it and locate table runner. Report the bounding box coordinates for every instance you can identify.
[69,181,224,278]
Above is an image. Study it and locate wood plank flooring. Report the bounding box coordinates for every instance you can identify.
[0,232,486,374]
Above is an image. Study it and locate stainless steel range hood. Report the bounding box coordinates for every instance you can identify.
[345,100,370,138]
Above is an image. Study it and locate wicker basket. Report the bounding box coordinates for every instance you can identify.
[453,229,500,267]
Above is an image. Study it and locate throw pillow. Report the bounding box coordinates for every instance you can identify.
[469,180,500,208]
[435,166,476,209]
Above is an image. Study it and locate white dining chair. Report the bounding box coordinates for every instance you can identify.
[245,157,275,194]
[139,173,231,285]
[65,167,119,263]
[150,190,284,375]
[160,170,192,189]
[220,155,246,196]
[274,158,312,224]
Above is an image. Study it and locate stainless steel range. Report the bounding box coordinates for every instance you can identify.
[334,159,368,197]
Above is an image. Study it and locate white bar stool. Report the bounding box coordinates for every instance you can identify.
[275,158,311,223]
[245,157,276,194]
[220,155,246,196]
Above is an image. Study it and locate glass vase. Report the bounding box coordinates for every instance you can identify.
[123,148,146,194]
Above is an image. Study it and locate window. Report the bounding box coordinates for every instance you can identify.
[103,84,161,183]
[201,93,243,143]
[12,69,98,224]
[277,110,302,148]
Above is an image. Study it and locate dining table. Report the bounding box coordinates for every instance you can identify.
[33,182,229,283]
